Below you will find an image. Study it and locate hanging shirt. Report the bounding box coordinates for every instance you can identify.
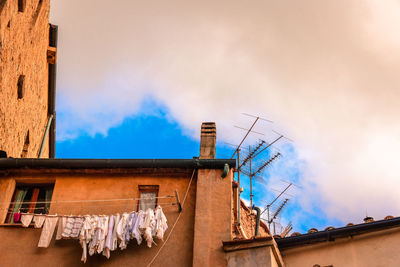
[33,215,46,228]
[141,208,155,248]
[96,215,109,254]
[116,213,130,250]
[80,215,95,263]
[129,212,138,240]
[103,215,114,259]
[110,213,120,251]
[88,215,100,256]
[154,205,168,240]
[55,216,66,240]
[20,214,34,227]
[133,210,144,245]
[38,216,59,248]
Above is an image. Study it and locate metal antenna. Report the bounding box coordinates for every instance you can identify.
[269,199,289,224]
[234,126,265,136]
[240,140,265,169]
[231,117,259,159]
[253,153,281,175]
[261,183,293,216]
[252,135,284,159]
[242,113,273,123]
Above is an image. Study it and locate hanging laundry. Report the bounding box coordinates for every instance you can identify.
[55,216,66,240]
[103,215,114,259]
[13,212,21,223]
[154,206,168,240]
[33,214,46,228]
[141,208,155,248]
[116,212,130,250]
[133,210,144,245]
[38,216,59,248]
[129,212,138,240]
[96,215,109,254]
[61,216,84,239]
[88,215,99,256]
[20,214,34,227]
[80,215,95,263]
[110,213,120,251]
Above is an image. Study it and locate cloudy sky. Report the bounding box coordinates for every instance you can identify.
[51,0,400,233]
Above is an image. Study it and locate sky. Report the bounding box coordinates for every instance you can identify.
[51,0,400,233]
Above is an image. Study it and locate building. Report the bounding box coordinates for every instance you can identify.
[1,1,400,267]
[0,0,56,158]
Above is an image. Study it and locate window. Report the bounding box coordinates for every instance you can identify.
[5,184,54,224]
[18,0,25,12]
[17,75,25,99]
[138,185,159,211]
[20,130,29,158]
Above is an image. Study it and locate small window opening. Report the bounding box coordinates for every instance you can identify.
[18,0,25,12]
[5,183,54,224]
[138,185,159,211]
[20,130,29,158]
[17,75,25,99]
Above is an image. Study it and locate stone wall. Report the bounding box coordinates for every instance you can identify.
[0,0,51,158]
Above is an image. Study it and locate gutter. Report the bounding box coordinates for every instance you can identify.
[0,158,236,170]
[276,217,400,249]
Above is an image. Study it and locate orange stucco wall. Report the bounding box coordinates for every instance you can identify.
[0,0,51,158]
[0,167,235,266]
[281,227,400,267]
[0,169,197,266]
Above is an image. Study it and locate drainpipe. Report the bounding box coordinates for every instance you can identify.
[254,206,261,236]
[237,149,241,226]
[38,114,53,158]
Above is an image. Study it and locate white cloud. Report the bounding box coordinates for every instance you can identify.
[51,0,400,226]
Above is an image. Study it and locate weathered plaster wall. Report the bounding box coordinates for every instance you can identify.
[193,169,233,267]
[0,0,50,158]
[281,227,400,267]
[0,169,197,266]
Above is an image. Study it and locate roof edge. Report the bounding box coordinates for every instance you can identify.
[0,158,236,170]
[276,216,400,249]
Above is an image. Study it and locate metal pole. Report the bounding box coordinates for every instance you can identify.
[249,145,253,208]
[231,117,259,159]
[237,149,241,226]
[261,183,292,215]
[38,114,53,158]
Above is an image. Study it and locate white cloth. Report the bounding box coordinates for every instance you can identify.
[141,208,155,247]
[116,213,130,250]
[33,215,46,228]
[133,210,144,245]
[88,215,99,256]
[38,216,59,248]
[96,216,109,254]
[103,215,114,259]
[111,213,120,251]
[56,216,66,240]
[129,212,138,239]
[21,214,34,227]
[61,216,84,239]
[80,215,94,263]
[154,206,168,240]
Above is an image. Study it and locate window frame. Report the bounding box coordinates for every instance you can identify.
[137,185,159,211]
[5,183,54,224]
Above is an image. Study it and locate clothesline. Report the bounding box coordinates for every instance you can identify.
[3,195,175,205]
[2,202,178,212]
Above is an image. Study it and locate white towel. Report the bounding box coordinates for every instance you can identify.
[38,216,59,248]
[21,214,34,227]
[33,215,46,228]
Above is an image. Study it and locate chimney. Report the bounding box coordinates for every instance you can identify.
[199,122,216,159]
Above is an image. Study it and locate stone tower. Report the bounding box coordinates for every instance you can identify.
[0,0,56,158]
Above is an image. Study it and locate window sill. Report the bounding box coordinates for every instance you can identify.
[0,223,35,228]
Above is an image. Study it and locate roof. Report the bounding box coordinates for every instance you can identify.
[0,158,236,170]
[275,216,400,249]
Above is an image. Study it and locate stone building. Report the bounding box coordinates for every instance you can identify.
[0,0,56,158]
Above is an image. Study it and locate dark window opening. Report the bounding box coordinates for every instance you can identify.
[17,75,25,99]
[5,183,54,224]
[18,0,25,12]
[20,130,29,158]
[138,185,159,211]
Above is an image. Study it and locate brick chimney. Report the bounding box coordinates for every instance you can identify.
[199,122,216,159]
